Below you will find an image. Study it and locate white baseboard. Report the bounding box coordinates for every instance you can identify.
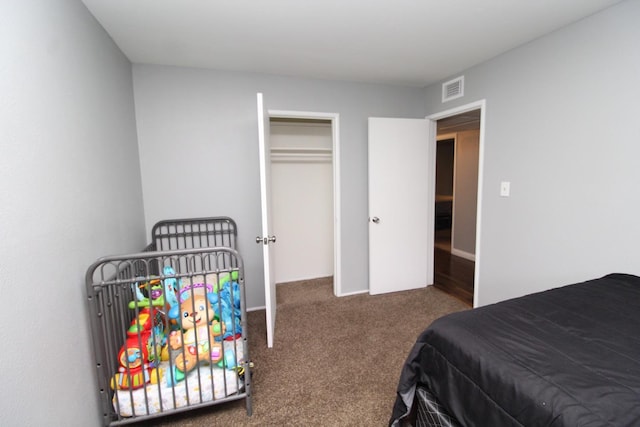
[451,247,475,262]
[247,305,265,312]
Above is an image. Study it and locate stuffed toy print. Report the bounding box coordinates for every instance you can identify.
[167,283,224,384]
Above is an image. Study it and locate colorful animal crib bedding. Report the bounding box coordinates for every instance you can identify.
[390,273,640,427]
[111,268,246,417]
[113,338,245,417]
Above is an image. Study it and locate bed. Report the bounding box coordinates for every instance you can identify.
[86,217,251,426]
[390,273,640,427]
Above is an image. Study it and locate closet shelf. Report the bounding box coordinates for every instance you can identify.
[270,147,332,163]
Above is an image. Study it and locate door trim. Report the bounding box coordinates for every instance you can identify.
[428,100,486,308]
[267,109,342,297]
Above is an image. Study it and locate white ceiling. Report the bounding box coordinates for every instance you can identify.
[82,0,624,87]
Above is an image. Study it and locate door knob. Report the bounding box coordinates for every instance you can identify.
[256,235,277,245]
[371,217,380,224]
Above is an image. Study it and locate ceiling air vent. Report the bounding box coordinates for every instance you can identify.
[442,75,464,102]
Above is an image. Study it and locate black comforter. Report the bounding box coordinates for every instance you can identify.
[390,274,640,427]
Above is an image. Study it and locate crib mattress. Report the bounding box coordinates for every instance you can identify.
[113,339,245,417]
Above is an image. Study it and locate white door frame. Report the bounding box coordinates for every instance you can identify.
[267,109,342,297]
[428,100,486,308]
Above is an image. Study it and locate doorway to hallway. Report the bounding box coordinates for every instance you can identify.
[432,109,480,306]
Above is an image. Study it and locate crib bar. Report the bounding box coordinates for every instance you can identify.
[86,247,251,426]
[149,217,237,252]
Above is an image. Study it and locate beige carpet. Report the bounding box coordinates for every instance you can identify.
[150,277,468,427]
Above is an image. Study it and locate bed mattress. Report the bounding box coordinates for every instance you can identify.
[390,273,640,426]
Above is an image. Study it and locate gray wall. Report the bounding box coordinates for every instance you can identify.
[0,1,145,425]
[425,0,640,306]
[132,65,426,307]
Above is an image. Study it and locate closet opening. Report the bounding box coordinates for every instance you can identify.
[269,116,339,296]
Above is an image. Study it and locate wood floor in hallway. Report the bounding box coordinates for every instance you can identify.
[434,245,475,307]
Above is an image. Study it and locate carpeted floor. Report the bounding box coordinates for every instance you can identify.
[150,277,468,426]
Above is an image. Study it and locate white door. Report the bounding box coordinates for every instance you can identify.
[256,93,277,348]
[368,117,435,295]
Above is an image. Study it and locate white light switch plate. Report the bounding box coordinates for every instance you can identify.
[500,181,510,197]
